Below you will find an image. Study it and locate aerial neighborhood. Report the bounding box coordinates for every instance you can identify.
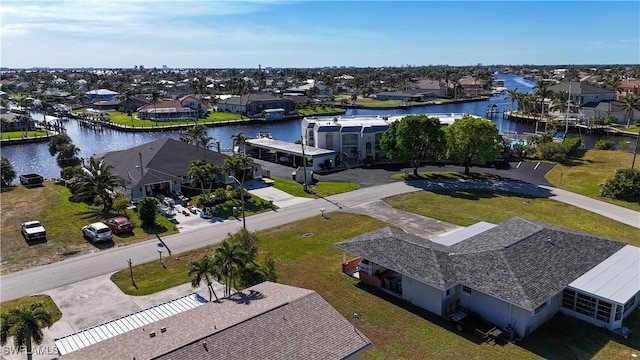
[1,61,639,360]
[1,1,640,360]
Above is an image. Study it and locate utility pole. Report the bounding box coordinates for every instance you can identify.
[632,128,639,169]
[139,151,146,198]
[301,136,308,192]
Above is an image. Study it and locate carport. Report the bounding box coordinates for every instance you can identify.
[246,138,336,171]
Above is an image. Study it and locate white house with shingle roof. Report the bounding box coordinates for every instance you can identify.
[336,217,639,339]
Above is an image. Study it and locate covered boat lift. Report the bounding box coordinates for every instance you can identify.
[245,138,336,172]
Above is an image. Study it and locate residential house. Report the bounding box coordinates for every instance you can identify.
[137,95,207,121]
[336,217,639,339]
[457,76,488,96]
[302,113,477,162]
[409,78,446,98]
[375,91,425,102]
[94,138,260,200]
[548,82,613,107]
[618,79,640,99]
[217,93,295,117]
[57,282,371,360]
[0,106,29,132]
[85,89,119,102]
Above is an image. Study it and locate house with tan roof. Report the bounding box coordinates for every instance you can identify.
[217,93,295,117]
[336,217,639,340]
[57,282,371,360]
[137,95,208,121]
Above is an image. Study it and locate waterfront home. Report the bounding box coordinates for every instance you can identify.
[217,93,295,117]
[548,82,613,107]
[618,79,640,99]
[301,113,476,162]
[336,217,639,340]
[0,106,28,132]
[94,138,261,200]
[136,95,207,121]
[85,88,119,102]
[57,282,371,359]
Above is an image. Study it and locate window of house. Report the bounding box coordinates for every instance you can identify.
[446,289,451,296]
[462,286,472,295]
[325,134,334,150]
[534,302,548,314]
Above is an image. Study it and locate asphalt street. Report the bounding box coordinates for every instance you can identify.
[1,162,638,302]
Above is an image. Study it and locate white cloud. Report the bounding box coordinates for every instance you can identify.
[0,24,28,36]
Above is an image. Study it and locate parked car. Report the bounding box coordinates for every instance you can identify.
[104,216,134,234]
[21,220,46,240]
[82,222,113,242]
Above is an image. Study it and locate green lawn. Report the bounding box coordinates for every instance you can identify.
[107,111,244,128]
[109,190,639,359]
[1,130,52,139]
[187,192,274,219]
[271,177,360,198]
[296,106,344,116]
[0,182,178,274]
[545,149,640,212]
[0,295,62,326]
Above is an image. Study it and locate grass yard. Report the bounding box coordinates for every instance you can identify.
[0,182,178,274]
[187,192,274,219]
[1,130,52,139]
[545,149,640,212]
[271,177,360,198]
[296,106,344,116]
[110,207,639,359]
[107,111,244,128]
[385,189,639,245]
[0,295,62,326]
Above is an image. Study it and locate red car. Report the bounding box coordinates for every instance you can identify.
[104,216,134,234]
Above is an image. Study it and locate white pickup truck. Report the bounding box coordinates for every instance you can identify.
[21,220,47,240]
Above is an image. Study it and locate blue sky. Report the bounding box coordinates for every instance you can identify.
[1,0,638,68]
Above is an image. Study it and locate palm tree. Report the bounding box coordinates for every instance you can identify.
[535,81,554,121]
[1,302,53,360]
[74,158,120,210]
[506,88,519,111]
[621,93,640,128]
[48,134,73,156]
[188,255,220,301]
[231,132,250,154]
[550,90,569,114]
[188,160,208,195]
[213,240,247,296]
[150,90,161,126]
[606,73,622,100]
[56,143,82,169]
[223,153,255,184]
[121,88,136,126]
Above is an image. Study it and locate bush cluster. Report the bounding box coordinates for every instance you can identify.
[594,139,614,150]
[600,168,640,202]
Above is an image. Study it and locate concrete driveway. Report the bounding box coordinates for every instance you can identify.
[1,275,223,360]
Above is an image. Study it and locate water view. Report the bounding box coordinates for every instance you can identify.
[0,74,623,179]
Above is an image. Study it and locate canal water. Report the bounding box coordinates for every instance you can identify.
[0,74,627,179]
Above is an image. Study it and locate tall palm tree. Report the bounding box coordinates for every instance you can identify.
[56,143,82,169]
[48,134,73,156]
[223,154,255,184]
[506,88,519,111]
[621,93,640,128]
[188,255,220,301]
[1,302,53,360]
[231,132,250,154]
[606,73,622,100]
[535,82,554,121]
[550,90,569,114]
[213,240,247,296]
[75,158,120,210]
[188,160,208,195]
[150,90,161,126]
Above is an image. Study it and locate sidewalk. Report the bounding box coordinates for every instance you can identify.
[1,274,223,360]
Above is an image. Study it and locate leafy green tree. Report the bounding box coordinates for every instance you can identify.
[188,255,221,301]
[1,302,53,360]
[111,192,131,214]
[48,134,73,156]
[227,228,259,265]
[231,132,250,155]
[262,252,278,282]
[56,143,82,169]
[137,196,159,227]
[223,153,255,183]
[445,116,501,175]
[1,156,16,188]
[600,168,640,202]
[380,114,445,176]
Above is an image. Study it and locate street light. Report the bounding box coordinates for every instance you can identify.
[229,175,246,229]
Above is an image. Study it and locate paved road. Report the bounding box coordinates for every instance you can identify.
[2,175,638,302]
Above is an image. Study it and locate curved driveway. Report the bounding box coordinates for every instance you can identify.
[2,163,638,302]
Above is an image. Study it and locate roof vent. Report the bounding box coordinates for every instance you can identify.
[160,327,167,333]
[547,236,554,245]
[149,332,156,338]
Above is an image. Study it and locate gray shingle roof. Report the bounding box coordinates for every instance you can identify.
[335,217,626,310]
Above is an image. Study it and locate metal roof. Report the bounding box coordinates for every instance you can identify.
[432,221,496,246]
[569,245,640,305]
[54,293,207,355]
[246,138,335,157]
